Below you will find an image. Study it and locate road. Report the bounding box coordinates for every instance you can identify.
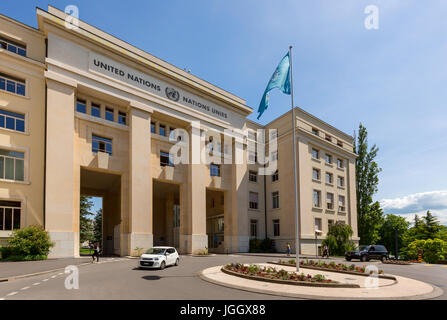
[0,255,446,300]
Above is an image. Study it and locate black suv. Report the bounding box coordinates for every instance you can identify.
[345,245,389,262]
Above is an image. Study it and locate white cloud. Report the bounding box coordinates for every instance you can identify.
[380,190,447,225]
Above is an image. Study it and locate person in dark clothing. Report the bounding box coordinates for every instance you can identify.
[323,244,329,258]
[92,242,100,263]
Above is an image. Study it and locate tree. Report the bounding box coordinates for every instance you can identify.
[422,210,441,239]
[80,196,94,244]
[354,123,383,244]
[378,214,410,257]
[93,208,103,245]
[322,222,355,256]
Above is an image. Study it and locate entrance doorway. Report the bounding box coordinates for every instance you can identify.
[80,168,121,256]
[206,189,225,253]
[152,180,180,249]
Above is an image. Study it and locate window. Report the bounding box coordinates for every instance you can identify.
[272,170,279,182]
[249,170,258,183]
[337,158,344,169]
[326,172,333,184]
[92,135,112,156]
[337,140,343,147]
[338,195,346,212]
[313,190,321,208]
[91,103,101,118]
[160,151,174,167]
[105,107,114,122]
[159,124,166,136]
[337,176,345,187]
[150,122,156,133]
[312,168,320,181]
[76,99,86,113]
[0,109,25,132]
[271,151,278,161]
[325,134,332,142]
[249,192,259,210]
[0,37,26,57]
[328,219,334,227]
[118,111,127,125]
[0,149,24,181]
[325,153,332,164]
[248,130,256,141]
[272,191,279,209]
[0,73,25,96]
[312,128,319,136]
[312,148,319,160]
[273,219,280,237]
[250,219,258,237]
[248,150,257,163]
[210,163,221,177]
[0,200,21,231]
[327,193,334,210]
[315,218,322,232]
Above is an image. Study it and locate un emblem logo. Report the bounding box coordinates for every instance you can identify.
[165,87,180,102]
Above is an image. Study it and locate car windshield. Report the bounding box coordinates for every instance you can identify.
[145,248,166,255]
[358,245,368,251]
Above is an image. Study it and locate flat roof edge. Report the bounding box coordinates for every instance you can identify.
[41,5,251,114]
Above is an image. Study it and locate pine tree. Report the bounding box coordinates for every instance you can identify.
[422,210,440,239]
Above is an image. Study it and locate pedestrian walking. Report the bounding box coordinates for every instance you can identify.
[286,243,291,256]
[323,244,329,258]
[92,242,100,263]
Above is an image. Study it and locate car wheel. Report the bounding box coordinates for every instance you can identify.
[175,258,179,266]
[160,261,166,270]
[361,255,367,262]
[381,255,387,262]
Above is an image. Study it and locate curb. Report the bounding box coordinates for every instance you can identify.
[0,258,132,283]
[199,266,443,300]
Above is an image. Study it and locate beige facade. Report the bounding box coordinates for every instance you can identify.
[0,6,358,257]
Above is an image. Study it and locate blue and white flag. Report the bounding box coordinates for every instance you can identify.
[257,52,291,119]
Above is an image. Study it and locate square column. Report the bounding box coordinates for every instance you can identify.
[224,136,249,253]
[180,124,207,254]
[45,78,78,258]
[128,104,153,256]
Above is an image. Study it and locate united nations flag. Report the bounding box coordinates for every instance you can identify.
[257,52,291,119]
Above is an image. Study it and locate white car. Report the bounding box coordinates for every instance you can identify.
[138,246,179,270]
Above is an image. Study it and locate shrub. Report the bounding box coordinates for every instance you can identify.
[404,239,447,263]
[5,226,54,259]
[249,238,276,253]
[322,222,355,256]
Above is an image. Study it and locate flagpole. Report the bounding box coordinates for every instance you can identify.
[289,45,300,272]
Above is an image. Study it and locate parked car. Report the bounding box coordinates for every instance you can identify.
[138,246,179,270]
[345,245,389,262]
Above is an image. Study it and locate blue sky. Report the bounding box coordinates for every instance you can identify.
[2,1,446,222]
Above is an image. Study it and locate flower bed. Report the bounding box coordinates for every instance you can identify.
[221,263,359,288]
[382,260,412,265]
[272,259,396,280]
